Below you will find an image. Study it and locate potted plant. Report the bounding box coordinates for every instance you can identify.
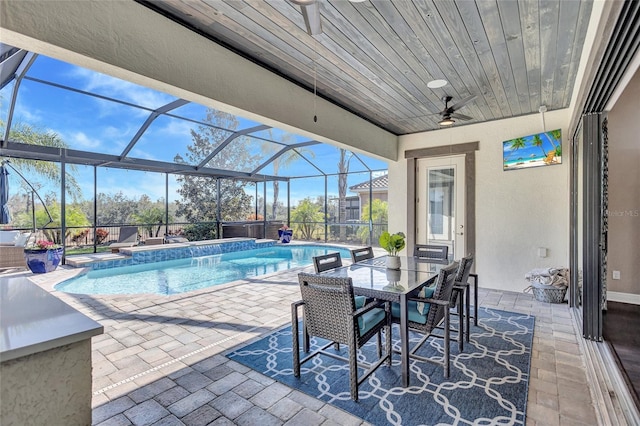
[24,239,63,273]
[379,231,406,269]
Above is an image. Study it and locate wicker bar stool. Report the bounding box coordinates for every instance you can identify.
[292,273,392,401]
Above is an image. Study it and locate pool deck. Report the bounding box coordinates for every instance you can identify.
[65,238,277,269]
[4,252,598,426]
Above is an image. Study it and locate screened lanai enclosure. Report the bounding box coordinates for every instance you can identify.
[0,44,388,256]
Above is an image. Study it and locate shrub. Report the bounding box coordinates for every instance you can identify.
[183,222,217,241]
[71,229,89,245]
[95,228,109,244]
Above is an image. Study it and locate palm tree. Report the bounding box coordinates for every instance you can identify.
[532,134,547,157]
[262,130,315,220]
[549,129,562,156]
[338,148,351,241]
[506,137,526,161]
[2,122,81,199]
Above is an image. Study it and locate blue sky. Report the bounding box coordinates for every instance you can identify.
[1,55,387,204]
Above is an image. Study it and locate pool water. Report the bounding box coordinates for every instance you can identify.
[55,245,352,295]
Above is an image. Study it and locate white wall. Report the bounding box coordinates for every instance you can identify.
[392,109,570,292]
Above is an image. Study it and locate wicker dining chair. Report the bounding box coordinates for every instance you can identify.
[292,273,392,401]
[312,252,343,273]
[414,244,449,260]
[350,246,374,263]
[451,255,475,346]
[390,262,459,377]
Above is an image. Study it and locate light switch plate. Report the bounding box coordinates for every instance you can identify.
[613,270,621,280]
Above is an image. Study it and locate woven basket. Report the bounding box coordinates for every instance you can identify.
[532,286,567,303]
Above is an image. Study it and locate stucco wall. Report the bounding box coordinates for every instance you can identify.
[0,340,93,425]
[392,109,570,292]
[606,68,640,301]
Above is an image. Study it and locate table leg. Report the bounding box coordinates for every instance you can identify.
[400,293,410,387]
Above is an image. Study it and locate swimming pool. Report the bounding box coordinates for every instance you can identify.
[55,245,352,295]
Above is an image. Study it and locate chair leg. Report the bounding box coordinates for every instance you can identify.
[457,292,464,352]
[349,343,359,401]
[385,325,392,366]
[303,316,310,353]
[376,332,382,358]
[292,304,301,377]
[444,308,450,378]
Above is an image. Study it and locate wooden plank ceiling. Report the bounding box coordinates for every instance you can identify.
[139,0,593,135]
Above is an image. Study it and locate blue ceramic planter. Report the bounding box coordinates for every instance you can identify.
[278,229,293,243]
[24,247,63,273]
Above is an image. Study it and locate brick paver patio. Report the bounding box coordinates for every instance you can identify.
[21,261,597,426]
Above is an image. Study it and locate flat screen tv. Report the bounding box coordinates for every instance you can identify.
[503,129,562,171]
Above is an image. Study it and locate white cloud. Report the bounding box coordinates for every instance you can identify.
[160,119,194,136]
[68,131,102,149]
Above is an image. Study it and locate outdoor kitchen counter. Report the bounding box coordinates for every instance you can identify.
[0,276,103,425]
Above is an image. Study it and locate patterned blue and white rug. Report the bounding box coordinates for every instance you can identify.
[227,307,534,426]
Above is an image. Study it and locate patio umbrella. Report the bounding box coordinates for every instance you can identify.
[0,164,10,224]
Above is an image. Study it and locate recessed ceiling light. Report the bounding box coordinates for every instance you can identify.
[427,79,448,89]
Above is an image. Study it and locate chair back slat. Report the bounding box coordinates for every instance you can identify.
[414,244,448,260]
[425,262,459,330]
[297,273,356,344]
[350,246,374,263]
[313,252,343,273]
[451,255,474,305]
[455,255,474,285]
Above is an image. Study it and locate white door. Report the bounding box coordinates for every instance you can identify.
[417,155,466,260]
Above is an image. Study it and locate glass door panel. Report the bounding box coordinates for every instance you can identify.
[417,156,465,260]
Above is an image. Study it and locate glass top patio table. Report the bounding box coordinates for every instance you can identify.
[320,263,436,300]
[320,262,443,387]
[355,255,449,274]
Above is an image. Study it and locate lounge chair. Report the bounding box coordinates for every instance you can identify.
[109,226,139,252]
[164,235,189,244]
[544,151,557,164]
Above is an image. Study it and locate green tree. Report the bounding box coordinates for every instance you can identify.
[291,198,323,240]
[261,130,315,220]
[1,122,81,200]
[532,134,546,157]
[507,137,526,160]
[175,109,258,222]
[549,129,562,156]
[133,206,170,238]
[357,199,388,244]
[13,201,90,244]
[337,149,350,240]
[96,192,139,225]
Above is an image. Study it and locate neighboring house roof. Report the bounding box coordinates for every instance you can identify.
[349,174,388,192]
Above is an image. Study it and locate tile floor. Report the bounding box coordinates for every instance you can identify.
[23,264,597,426]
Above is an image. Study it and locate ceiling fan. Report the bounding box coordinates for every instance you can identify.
[436,95,477,126]
[290,0,366,36]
